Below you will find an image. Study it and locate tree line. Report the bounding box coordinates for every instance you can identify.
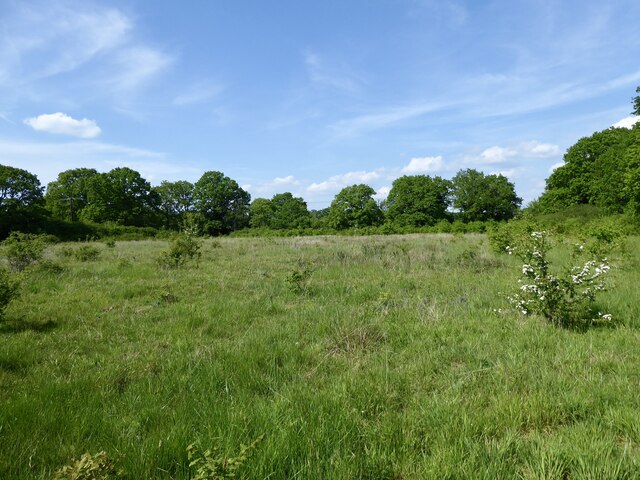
[0,164,521,239]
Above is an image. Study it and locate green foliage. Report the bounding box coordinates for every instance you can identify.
[507,231,612,327]
[250,193,311,230]
[487,220,537,254]
[45,168,99,222]
[327,184,383,229]
[286,264,313,295]
[157,234,202,268]
[451,169,522,222]
[80,167,159,227]
[0,267,18,322]
[153,180,195,228]
[2,231,48,271]
[53,451,122,480]
[0,164,46,238]
[187,436,263,480]
[73,245,101,262]
[193,171,251,235]
[385,175,451,227]
[633,85,640,116]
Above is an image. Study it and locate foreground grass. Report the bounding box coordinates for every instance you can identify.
[1,234,639,479]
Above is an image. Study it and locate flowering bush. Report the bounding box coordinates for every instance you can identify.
[507,231,612,327]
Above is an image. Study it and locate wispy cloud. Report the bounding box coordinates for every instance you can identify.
[0,139,177,185]
[304,51,363,94]
[24,112,101,138]
[173,82,224,106]
[307,169,383,192]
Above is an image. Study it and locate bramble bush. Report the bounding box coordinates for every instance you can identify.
[2,231,49,271]
[507,231,612,327]
[157,233,202,268]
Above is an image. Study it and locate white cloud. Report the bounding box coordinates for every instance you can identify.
[374,186,391,201]
[272,175,299,186]
[24,112,101,138]
[307,170,382,192]
[612,115,640,129]
[480,146,516,164]
[401,156,444,174]
[519,141,562,157]
[549,162,564,173]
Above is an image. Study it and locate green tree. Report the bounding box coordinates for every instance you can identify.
[249,198,274,228]
[80,167,159,226]
[327,184,383,229]
[45,168,98,222]
[270,192,311,229]
[386,175,451,226]
[633,85,640,116]
[193,171,250,235]
[0,164,46,238]
[451,169,521,222]
[153,180,194,228]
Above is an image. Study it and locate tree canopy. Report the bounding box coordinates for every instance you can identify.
[385,175,451,226]
[45,168,99,222]
[328,184,383,229]
[193,171,251,235]
[451,169,521,222]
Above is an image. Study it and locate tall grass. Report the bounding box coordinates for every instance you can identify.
[1,234,639,478]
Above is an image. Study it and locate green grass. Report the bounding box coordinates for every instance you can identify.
[1,234,639,479]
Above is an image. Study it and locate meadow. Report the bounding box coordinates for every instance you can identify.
[1,234,639,479]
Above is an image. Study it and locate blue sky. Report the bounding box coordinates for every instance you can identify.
[1,0,640,208]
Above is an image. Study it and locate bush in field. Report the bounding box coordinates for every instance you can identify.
[53,451,122,480]
[2,231,48,271]
[286,265,313,295]
[0,267,18,322]
[73,244,101,262]
[157,233,202,268]
[487,220,538,254]
[507,231,612,327]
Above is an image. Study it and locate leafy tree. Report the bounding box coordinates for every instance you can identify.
[633,85,640,116]
[270,192,311,229]
[249,198,273,228]
[153,180,194,228]
[193,171,250,235]
[451,169,521,222]
[0,164,46,238]
[385,175,451,226]
[80,167,159,226]
[45,168,98,222]
[327,184,383,229]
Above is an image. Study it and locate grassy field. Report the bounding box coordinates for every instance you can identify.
[1,234,639,479]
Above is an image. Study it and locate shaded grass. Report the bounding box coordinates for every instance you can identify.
[0,235,639,478]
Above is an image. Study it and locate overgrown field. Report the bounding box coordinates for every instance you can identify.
[1,234,640,479]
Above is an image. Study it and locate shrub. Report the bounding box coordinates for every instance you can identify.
[53,451,122,480]
[157,234,202,268]
[286,265,313,295]
[73,245,101,262]
[507,231,612,327]
[0,268,18,322]
[2,232,48,271]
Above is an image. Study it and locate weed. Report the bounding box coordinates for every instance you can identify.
[187,435,264,480]
[53,451,122,480]
[104,238,116,248]
[0,267,18,322]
